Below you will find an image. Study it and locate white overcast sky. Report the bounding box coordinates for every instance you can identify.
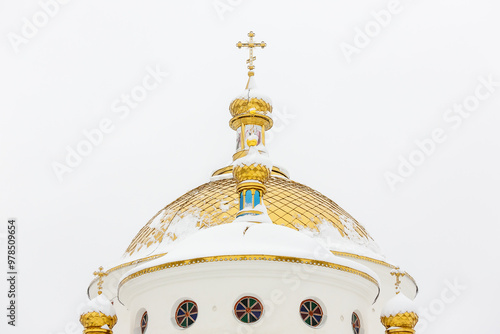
[1,1,499,333]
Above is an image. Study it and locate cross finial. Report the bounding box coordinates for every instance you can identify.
[390,266,406,294]
[93,266,108,295]
[236,31,266,76]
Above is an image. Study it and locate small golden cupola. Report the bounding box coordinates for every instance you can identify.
[80,267,118,334]
[380,267,419,334]
[231,31,273,220]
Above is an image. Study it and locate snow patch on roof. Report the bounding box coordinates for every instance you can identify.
[298,216,385,261]
[233,145,273,171]
[210,173,233,182]
[381,293,417,317]
[125,221,379,285]
[233,204,273,224]
[234,76,272,105]
[80,294,116,316]
[123,208,205,261]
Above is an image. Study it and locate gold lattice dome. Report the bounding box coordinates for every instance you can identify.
[124,175,379,258]
[233,163,271,184]
[80,312,118,333]
[381,312,419,330]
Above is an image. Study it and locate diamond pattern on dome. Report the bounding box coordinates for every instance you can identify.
[124,177,374,257]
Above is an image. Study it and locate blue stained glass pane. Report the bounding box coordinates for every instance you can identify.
[313,315,322,322]
[191,313,198,320]
[236,304,246,311]
[240,192,243,210]
[300,305,308,312]
[254,191,261,205]
[245,191,253,206]
[252,311,262,318]
[177,309,185,316]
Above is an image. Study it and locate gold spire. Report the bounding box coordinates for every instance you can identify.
[381,267,419,334]
[391,266,405,294]
[236,31,266,77]
[230,31,273,161]
[231,33,273,219]
[93,266,107,295]
[80,267,117,334]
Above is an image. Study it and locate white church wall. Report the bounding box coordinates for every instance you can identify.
[119,260,378,333]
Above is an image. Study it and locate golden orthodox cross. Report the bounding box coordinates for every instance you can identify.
[236,31,266,73]
[390,266,406,294]
[93,266,108,295]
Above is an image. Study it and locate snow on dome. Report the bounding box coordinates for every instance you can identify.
[125,221,379,284]
[233,76,272,105]
[232,145,273,171]
[121,177,385,265]
[299,217,384,261]
[80,294,116,316]
[233,204,273,224]
[381,293,417,317]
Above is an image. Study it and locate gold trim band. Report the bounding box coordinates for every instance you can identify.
[119,254,380,290]
[211,165,289,179]
[229,113,273,131]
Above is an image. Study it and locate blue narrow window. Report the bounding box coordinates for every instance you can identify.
[245,190,253,207]
[240,192,244,210]
[254,191,261,206]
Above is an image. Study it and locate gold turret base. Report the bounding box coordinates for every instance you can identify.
[385,328,415,334]
[83,328,113,334]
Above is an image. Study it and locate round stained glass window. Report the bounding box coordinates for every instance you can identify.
[140,311,148,334]
[234,296,263,323]
[175,300,198,328]
[299,299,323,327]
[352,312,361,334]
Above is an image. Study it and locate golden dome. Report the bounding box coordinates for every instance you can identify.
[229,96,272,117]
[80,312,118,334]
[381,312,419,330]
[233,139,272,186]
[233,164,271,185]
[228,75,273,131]
[124,174,377,257]
[80,294,118,334]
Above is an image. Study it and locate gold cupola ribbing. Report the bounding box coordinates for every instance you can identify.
[380,267,419,334]
[231,31,273,219]
[80,267,118,334]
